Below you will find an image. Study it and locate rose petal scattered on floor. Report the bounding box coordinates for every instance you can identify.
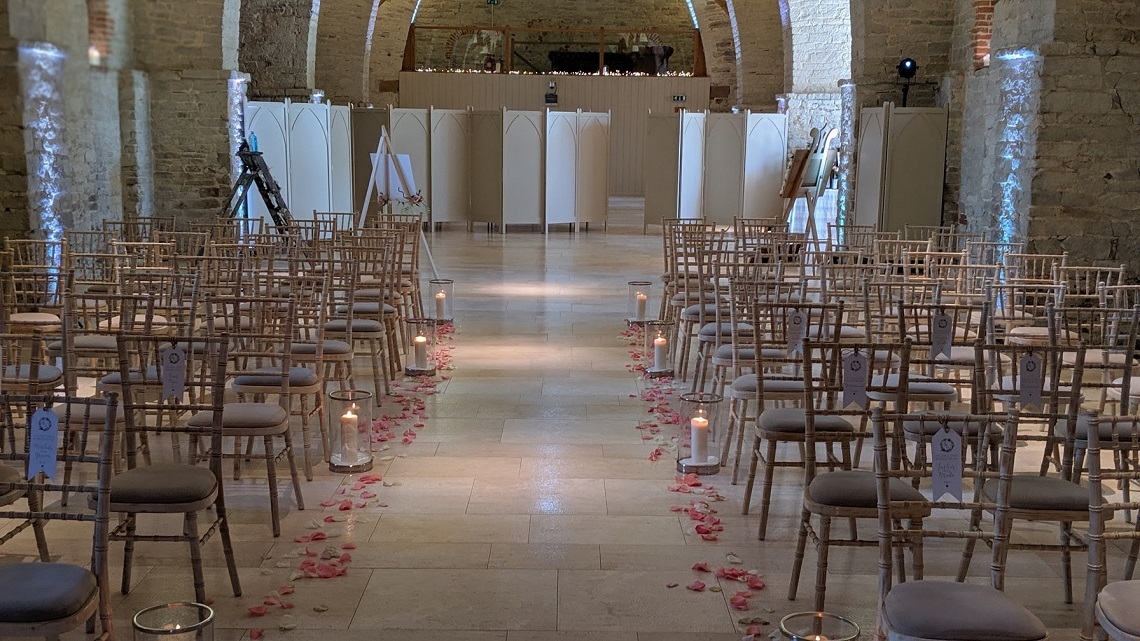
[686,580,706,592]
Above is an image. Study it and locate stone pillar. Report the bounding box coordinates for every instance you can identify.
[240,0,316,100]
[315,0,378,105]
[0,2,29,239]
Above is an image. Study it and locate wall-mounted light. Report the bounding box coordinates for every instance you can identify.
[87,45,103,67]
[896,58,918,106]
[311,89,325,103]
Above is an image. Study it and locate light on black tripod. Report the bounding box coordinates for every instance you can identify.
[897,58,918,107]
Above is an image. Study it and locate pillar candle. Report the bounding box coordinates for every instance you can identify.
[690,416,709,463]
[414,335,429,370]
[435,291,447,319]
[340,408,358,458]
[635,293,647,321]
[653,336,668,371]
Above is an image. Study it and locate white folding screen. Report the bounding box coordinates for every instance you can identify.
[576,111,610,225]
[503,110,544,226]
[430,109,470,223]
[854,106,887,228]
[643,113,681,227]
[702,114,745,226]
[853,104,947,232]
[389,108,431,211]
[468,111,504,225]
[286,102,332,221]
[545,111,579,226]
[742,113,788,220]
[677,111,706,219]
[243,102,289,225]
[881,107,947,232]
[329,106,354,213]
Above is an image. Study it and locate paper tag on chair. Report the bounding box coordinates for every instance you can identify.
[842,351,869,409]
[931,313,954,359]
[786,310,808,355]
[160,344,187,402]
[28,407,59,480]
[931,423,963,501]
[1019,352,1043,411]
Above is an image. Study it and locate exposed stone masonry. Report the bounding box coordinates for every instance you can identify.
[240,0,315,99]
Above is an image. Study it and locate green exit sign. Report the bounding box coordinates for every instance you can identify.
[487,0,499,4]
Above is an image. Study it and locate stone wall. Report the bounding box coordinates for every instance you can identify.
[314,0,374,103]
[787,0,851,93]
[119,69,154,219]
[0,2,28,239]
[239,0,314,99]
[1028,0,1140,266]
[851,0,955,108]
[731,0,784,109]
[411,0,697,74]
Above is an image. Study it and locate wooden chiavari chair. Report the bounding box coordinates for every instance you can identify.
[0,393,117,640]
[873,406,1048,641]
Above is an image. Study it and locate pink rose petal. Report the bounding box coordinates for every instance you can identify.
[250,629,264,639]
[692,562,711,572]
[686,580,706,592]
[247,605,269,617]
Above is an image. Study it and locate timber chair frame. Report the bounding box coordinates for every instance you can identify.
[0,393,117,641]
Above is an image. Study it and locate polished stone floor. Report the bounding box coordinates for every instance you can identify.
[0,211,1111,640]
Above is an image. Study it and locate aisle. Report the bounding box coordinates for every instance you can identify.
[7,223,1087,640]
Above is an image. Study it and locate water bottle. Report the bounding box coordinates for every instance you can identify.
[249,132,259,152]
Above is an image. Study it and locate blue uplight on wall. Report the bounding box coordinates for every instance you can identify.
[17,41,67,259]
[682,0,700,29]
[994,47,1041,249]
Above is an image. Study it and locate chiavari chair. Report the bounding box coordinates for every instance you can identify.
[102,217,172,242]
[1082,410,1140,641]
[670,227,729,381]
[1005,251,1067,285]
[0,393,117,640]
[961,339,1089,603]
[872,406,1047,641]
[966,239,1024,267]
[786,340,925,612]
[660,218,716,323]
[110,333,242,602]
[1056,263,1126,305]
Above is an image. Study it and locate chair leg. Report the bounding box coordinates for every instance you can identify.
[721,398,740,466]
[283,430,306,511]
[788,508,811,601]
[264,435,282,538]
[316,390,329,465]
[216,502,243,596]
[813,515,832,612]
[742,433,761,516]
[27,489,50,561]
[758,439,778,541]
[731,411,750,485]
[1125,531,1139,580]
[298,393,314,481]
[121,514,137,595]
[957,507,983,582]
[185,511,207,604]
[1061,520,1074,604]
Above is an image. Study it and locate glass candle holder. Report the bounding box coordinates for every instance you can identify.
[677,392,723,475]
[328,389,374,472]
[627,281,653,325]
[779,611,861,641]
[643,320,674,378]
[133,603,214,641]
[405,318,437,377]
[429,279,454,324]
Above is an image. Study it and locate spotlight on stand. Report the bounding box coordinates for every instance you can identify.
[896,58,918,107]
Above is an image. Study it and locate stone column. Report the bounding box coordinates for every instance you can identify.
[0,2,29,238]
[240,0,317,100]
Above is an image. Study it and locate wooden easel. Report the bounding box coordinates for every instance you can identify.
[780,127,838,246]
[358,126,440,281]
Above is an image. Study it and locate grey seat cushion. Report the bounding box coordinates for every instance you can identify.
[292,340,352,355]
[9,312,61,326]
[234,366,318,388]
[1068,348,1129,367]
[982,474,1089,512]
[934,345,977,366]
[698,322,753,338]
[188,403,289,430]
[670,291,720,304]
[0,563,97,623]
[811,324,866,340]
[1057,417,1140,444]
[869,373,956,398]
[48,334,118,353]
[108,464,217,505]
[682,303,726,320]
[758,408,854,434]
[2,364,63,384]
[335,302,396,315]
[325,319,384,333]
[99,366,159,387]
[0,464,25,506]
[52,400,125,424]
[1098,580,1140,637]
[806,470,926,508]
[712,345,787,362]
[730,374,804,395]
[884,580,1047,641]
